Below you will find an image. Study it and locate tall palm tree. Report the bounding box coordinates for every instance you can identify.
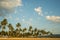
[8,24,14,37]
[16,23,21,37]
[35,30,41,37]
[1,19,8,36]
[22,28,27,37]
[47,31,53,35]
[16,23,21,30]
[28,26,33,37]
[34,28,37,32]
[29,26,32,31]
[40,30,47,35]
[0,25,1,29]
[29,26,33,34]
[33,28,38,37]
[8,24,14,32]
[1,19,8,31]
[23,28,27,32]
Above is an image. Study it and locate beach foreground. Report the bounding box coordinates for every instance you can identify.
[0,38,60,40]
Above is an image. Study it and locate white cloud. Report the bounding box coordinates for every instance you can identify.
[0,0,22,9]
[0,0,22,16]
[34,7,43,16]
[46,16,60,22]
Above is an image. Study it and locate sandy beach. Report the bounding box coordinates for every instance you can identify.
[0,38,60,40]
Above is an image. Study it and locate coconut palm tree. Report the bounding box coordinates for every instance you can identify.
[1,19,8,31]
[1,19,8,36]
[33,28,38,37]
[8,24,14,37]
[28,26,33,35]
[36,30,41,37]
[40,30,48,35]
[8,24,14,31]
[28,26,33,37]
[29,26,32,31]
[47,31,53,35]
[23,28,26,32]
[0,25,1,29]
[16,23,21,30]
[16,23,21,37]
[0,25,1,36]
[22,28,27,37]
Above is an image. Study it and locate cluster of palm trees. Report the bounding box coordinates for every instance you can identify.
[0,19,53,38]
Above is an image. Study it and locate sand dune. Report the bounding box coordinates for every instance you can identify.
[0,38,60,40]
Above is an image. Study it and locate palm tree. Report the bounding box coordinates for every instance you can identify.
[40,30,47,35]
[47,31,53,35]
[28,26,33,37]
[16,23,21,30]
[23,28,27,32]
[8,24,14,37]
[16,23,21,37]
[22,28,27,37]
[8,24,14,31]
[33,28,38,37]
[1,19,8,31]
[0,25,1,36]
[36,30,41,37]
[1,19,8,36]
[0,25,1,29]
[29,26,32,31]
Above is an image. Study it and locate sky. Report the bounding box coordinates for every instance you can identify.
[0,0,60,34]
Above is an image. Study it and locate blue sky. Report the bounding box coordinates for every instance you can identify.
[0,0,60,34]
